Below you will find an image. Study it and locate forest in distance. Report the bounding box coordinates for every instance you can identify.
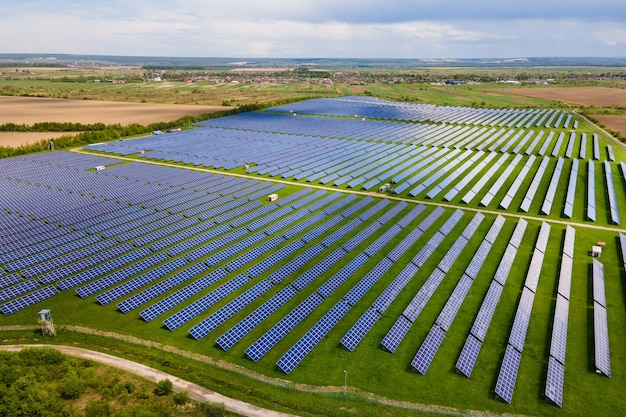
[2,53,626,69]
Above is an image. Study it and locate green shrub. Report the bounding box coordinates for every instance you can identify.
[172,391,189,405]
[153,379,173,396]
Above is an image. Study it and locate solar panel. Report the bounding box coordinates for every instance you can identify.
[465,241,493,280]
[620,232,626,269]
[545,356,565,407]
[456,333,482,377]
[470,281,503,342]
[549,294,569,365]
[245,292,324,362]
[557,256,573,300]
[0,285,59,315]
[436,274,473,331]
[509,287,535,352]
[216,285,298,351]
[604,161,621,225]
[341,307,381,351]
[593,259,606,307]
[587,161,596,221]
[594,301,611,377]
[520,156,549,212]
[499,155,536,209]
[277,301,351,374]
[410,325,446,375]
[494,345,522,404]
[381,314,412,353]
[372,262,419,313]
[163,273,249,331]
[189,279,274,340]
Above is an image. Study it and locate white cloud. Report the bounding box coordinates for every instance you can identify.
[0,2,624,58]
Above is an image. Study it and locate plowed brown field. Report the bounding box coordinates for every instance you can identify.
[489,87,626,106]
[594,115,626,137]
[0,96,228,147]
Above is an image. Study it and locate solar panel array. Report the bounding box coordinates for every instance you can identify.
[1,96,624,412]
[66,96,622,224]
[592,259,611,377]
[603,161,621,225]
[411,216,505,374]
[495,222,550,404]
[587,161,596,221]
[544,225,575,407]
[381,210,480,353]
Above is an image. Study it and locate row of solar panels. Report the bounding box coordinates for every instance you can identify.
[3,150,616,410]
[543,225,576,407]
[268,96,568,128]
[495,222,551,404]
[592,259,611,378]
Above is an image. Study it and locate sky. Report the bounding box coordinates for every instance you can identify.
[1,0,625,59]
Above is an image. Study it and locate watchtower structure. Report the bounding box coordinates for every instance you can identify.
[38,309,56,336]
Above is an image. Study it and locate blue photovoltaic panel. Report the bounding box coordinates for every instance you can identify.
[557,255,573,301]
[509,287,535,353]
[76,251,169,298]
[276,301,351,374]
[604,161,621,225]
[372,262,419,313]
[188,279,274,340]
[403,268,446,321]
[0,285,59,315]
[535,221,551,253]
[163,274,249,331]
[216,285,298,351]
[0,279,40,303]
[139,267,229,322]
[562,225,576,260]
[381,314,412,353]
[464,241,493,280]
[524,250,544,293]
[117,262,208,313]
[593,259,606,307]
[620,232,626,269]
[410,325,446,375]
[340,307,381,351]
[470,281,503,342]
[549,294,569,365]
[587,161,596,221]
[545,356,565,407]
[436,274,473,332]
[96,256,187,305]
[494,345,522,404]
[594,301,611,377]
[292,247,347,291]
[317,253,369,298]
[455,333,482,377]
[245,292,324,362]
[343,258,393,306]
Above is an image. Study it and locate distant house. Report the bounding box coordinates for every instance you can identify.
[445,80,466,85]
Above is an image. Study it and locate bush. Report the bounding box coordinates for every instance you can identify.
[153,379,173,396]
[196,402,225,417]
[59,374,84,399]
[173,390,190,405]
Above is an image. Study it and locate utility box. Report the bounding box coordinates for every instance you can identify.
[268,193,278,202]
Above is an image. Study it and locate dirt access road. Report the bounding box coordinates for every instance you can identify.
[0,345,298,417]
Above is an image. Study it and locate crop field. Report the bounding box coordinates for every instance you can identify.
[489,87,626,107]
[1,96,626,417]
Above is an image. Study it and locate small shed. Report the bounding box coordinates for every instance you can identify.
[268,193,278,202]
[591,246,602,257]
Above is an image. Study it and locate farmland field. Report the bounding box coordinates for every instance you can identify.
[2,92,626,417]
[489,87,626,107]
